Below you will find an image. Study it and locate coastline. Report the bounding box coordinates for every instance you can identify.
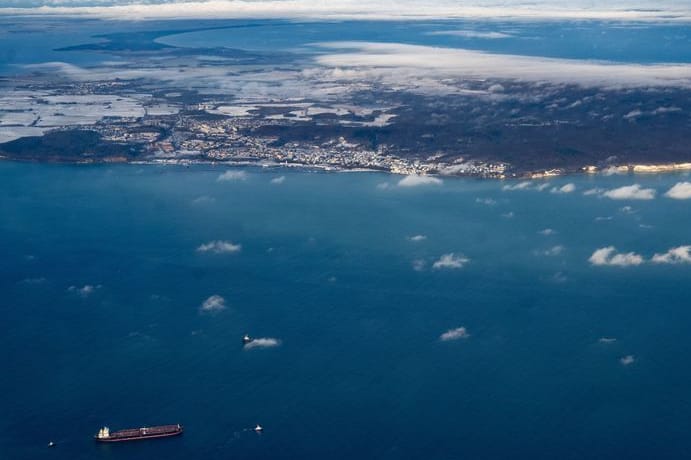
[3,155,691,181]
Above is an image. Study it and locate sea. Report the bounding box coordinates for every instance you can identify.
[2,162,691,459]
[1,18,691,74]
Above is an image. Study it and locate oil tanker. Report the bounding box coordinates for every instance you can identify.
[95,424,183,442]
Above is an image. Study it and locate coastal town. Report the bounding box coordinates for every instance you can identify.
[2,61,691,178]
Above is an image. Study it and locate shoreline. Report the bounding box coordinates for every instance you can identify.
[3,156,691,181]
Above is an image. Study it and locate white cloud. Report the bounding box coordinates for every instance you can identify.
[316,42,691,89]
[397,174,443,187]
[475,197,497,205]
[68,284,101,297]
[588,246,644,267]
[244,337,281,349]
[428,30,512,39]
[271,175,286,184]
[197,240,242,254]
[376,182,390,190]
[651,246,691,264]
[440,326,470,341]
[598,337,617,344]
[620,355,635,366]
[583,187,605,196]
[665,182,691,200]
[602,184,656,200]
[502,181,533,191]
[551,183,576,194]
[623,109,643,120]
[601,166,628,176]
[408,234,427,242]
[536,245,564,257]
[652,106,682,115]
[192,195,215,204]
[5,1,691,22]
[432,253,470,269]
[217,170,248,182]
[502,181,552,192]
[539,228,556,236]
[200,294,226,313]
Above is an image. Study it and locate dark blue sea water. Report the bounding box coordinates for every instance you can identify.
[2,162,691,459]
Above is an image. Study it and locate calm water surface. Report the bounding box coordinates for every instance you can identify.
[1,163,691,459]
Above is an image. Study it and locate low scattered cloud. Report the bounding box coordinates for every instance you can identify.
[428,30,512,39]
[271,175,286,184]
[217,170,248,182]
[665,182,691,199]
[652,106,682,115]
[397,174,443,187]
[408,234,427,242]
[376,182,390,190]
[200,294,226,313]
[598,337,617,344]
[475,197,497,205]
[539,228,556,236]
[583,187,605,196]
[551,183,576,194]
[412,259,426,271]
[602,184,656,200]
[620,355,635,366]
[488,83,505,93]
[68,284,101,297]
[502,181,533,191]
[197,240,242,254]
[619,205,636,214]
[440,326,470,341]
[588,246,644,266]
[244,337,281,349]
[601,166,628,176]
[432,253,470,269]
[316,41,691,89]
[192,195,215,204]
[623,109,643,120]
[651,246,691,264]
[502,181,553,192]
[536,245,564,257]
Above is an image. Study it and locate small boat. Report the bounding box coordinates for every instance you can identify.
[242,334,253,345]
[95,424,183,442]
[48,441,55,448]
[254,424,263,432]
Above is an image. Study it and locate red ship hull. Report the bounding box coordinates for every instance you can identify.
[95,425,183,442]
